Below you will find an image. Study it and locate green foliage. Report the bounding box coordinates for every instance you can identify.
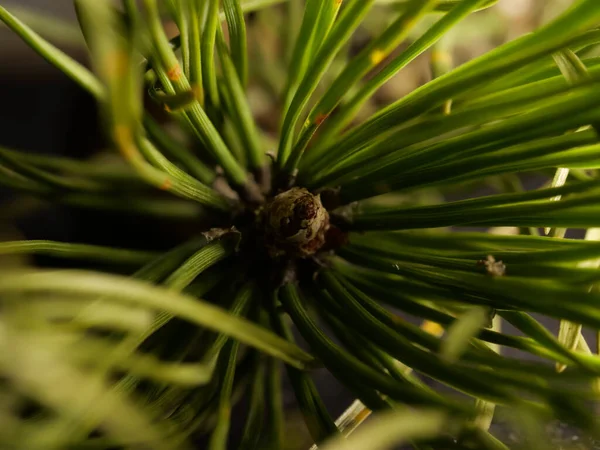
[1,0,600,449]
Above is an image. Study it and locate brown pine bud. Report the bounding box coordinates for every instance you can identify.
[263,187,330,258]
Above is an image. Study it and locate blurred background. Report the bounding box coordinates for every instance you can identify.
[0,1,592,448]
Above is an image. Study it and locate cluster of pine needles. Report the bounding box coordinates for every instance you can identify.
[2,0,600,448]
